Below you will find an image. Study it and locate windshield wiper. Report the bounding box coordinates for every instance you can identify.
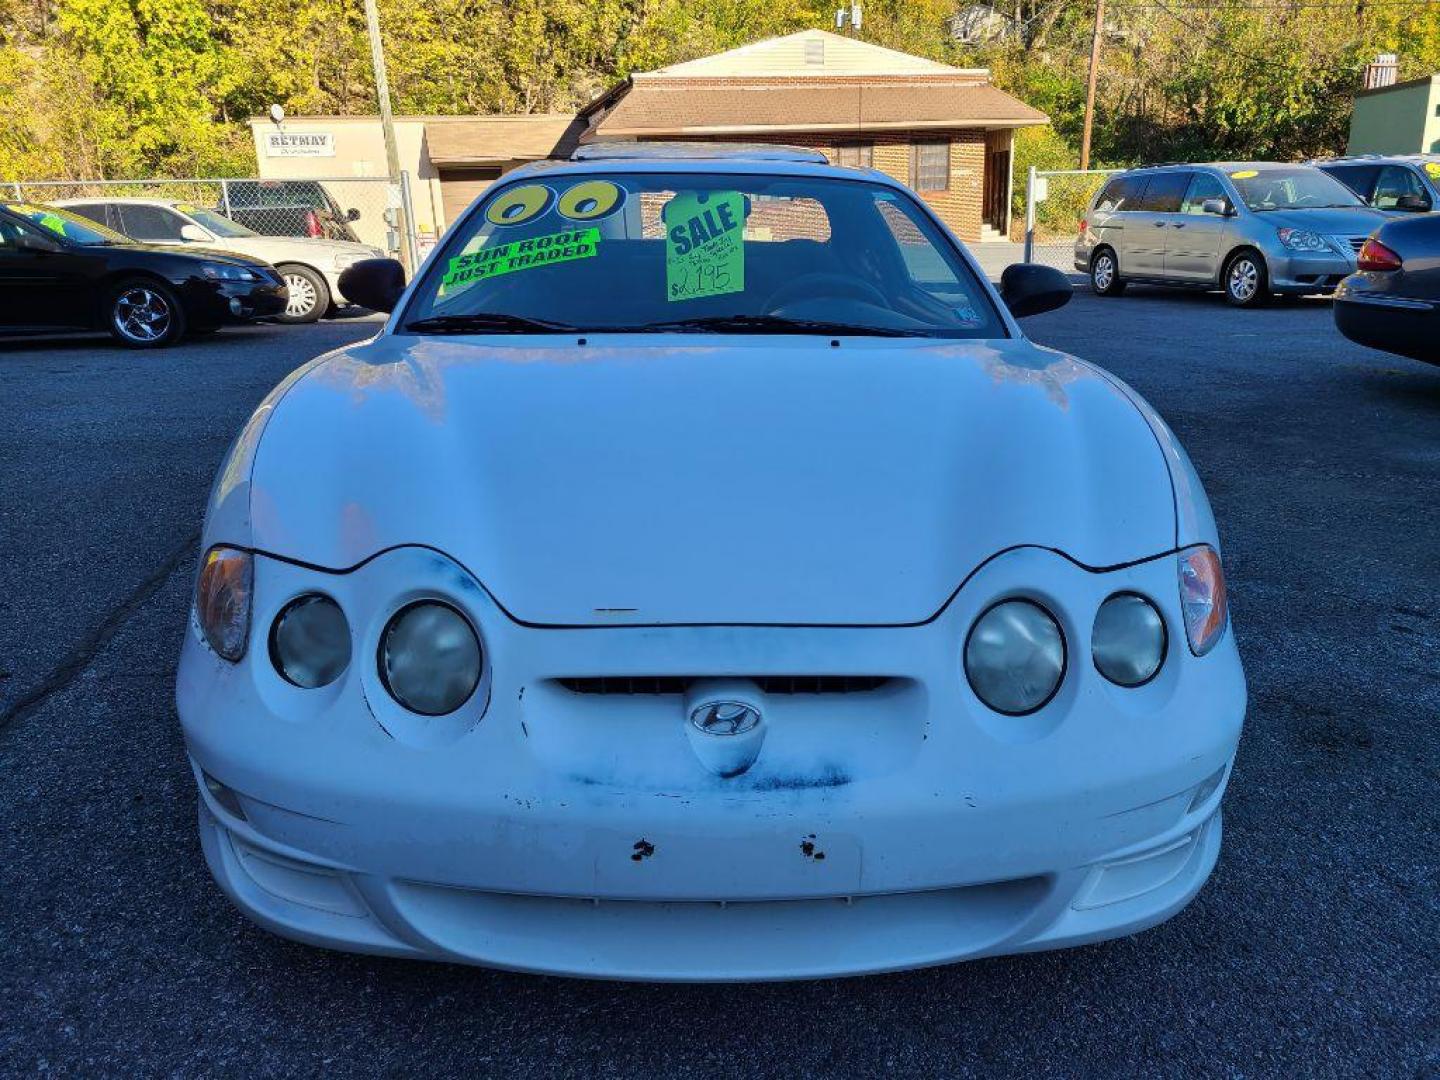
[611,314,929,337]
[403,313,578,335]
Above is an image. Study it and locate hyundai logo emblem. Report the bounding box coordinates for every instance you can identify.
[689,700,762,737]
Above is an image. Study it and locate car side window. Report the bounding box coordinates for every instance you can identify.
[1180,174,1226,214]
[1137,172,1191,213]
[1094,175,1145,212]
[0,216,25,251]
[0,215,50,252]
[66,203,111,228]
[117,204,187,241]
[1373,166,1431,210]
[1323,165,1380,202]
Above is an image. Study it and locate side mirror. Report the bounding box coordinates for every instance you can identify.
[1394,194,1430,212]
[1201,197,1232,216]
[15,232,62,253]
[338,257,406,313]
[1000,263,1072,319]
[346,207,361,222]
[179,223,211,242]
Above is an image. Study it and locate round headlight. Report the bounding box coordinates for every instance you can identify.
[379,601,482,716]
[964,599,1066,715]
[270,594,351,688]
[1092,592,1166,687]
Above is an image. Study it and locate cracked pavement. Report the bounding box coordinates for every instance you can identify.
[2,295,1438,1078]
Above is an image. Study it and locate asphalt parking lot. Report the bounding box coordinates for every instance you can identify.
[2,290,1437,1078]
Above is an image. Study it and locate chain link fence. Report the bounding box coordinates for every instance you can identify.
[1022,167,1123,274]
[8,175,421,269]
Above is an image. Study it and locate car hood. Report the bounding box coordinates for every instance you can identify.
[1257,206,1387,235]
[110,242,274,268]
[244,335,1178,626]
[218,236,374,262]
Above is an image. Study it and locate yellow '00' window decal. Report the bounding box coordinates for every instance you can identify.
[485,184,553,226]
[1229,170,1258,180]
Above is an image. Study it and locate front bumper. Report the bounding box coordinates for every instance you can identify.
[1265,246,1358,294]
[177,545,1246,981]
[180,279,289,326]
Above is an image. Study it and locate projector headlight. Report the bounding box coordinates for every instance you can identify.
[202,262,260,281]
[1276,227,1330,253]
[964,599,1066,715]
[378,601,483,715]
[1092,592,1167,687]
[269,594,350,688]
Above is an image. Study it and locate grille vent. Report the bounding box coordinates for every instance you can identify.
[557,676,891,696]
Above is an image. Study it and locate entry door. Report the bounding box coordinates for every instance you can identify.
[1166,173,1229,282]
[983,131,1010,232]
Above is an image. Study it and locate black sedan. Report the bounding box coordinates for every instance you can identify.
[1333,214,1440,365]
[0,203,288,347]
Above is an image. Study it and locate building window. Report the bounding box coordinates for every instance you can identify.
[834,142,873,168]
[910,140,950,191]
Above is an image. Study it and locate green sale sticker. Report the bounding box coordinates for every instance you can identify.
[663,191,745,302]
[441,227,600,291]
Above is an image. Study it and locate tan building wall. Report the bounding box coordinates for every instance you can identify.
[248,117,447,246]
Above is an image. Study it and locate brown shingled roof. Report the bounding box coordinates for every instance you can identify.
[590,75,1047,137]
[424,115,586,165]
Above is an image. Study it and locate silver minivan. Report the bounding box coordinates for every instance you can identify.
[1074,162,1388,306]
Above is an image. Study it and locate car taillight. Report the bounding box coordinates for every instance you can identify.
[1078,218,1087,235]
[304,209,322,238]
[1357,237,1402,272]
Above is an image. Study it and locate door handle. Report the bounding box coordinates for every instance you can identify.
[1154,220,1168,227]
[1172,222,1187,229]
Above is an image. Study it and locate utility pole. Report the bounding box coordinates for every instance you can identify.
[1080,0,1105,170]
[363,0,402,183]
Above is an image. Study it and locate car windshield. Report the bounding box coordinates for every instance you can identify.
[402,171,1005,338]
[4,203,132,245]
[180,204,260,238]
[234,182,330,209]
[1228,167,1364,211]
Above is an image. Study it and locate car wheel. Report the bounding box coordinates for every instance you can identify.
[1090,248,1126,296]
[276,264,330,324]
[1223,251,1269,308]
[107,279,186,348]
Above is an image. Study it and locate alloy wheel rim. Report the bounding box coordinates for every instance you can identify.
[1093,255,1114,290]
[284,273,318,317]
[1229,259,1258,301]
[114,287,171,342]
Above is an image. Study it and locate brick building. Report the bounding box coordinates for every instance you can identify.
[579,31,1047,243]
[252,30,1046,245]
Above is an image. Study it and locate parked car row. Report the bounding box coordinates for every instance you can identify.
[0,196,383,347]
[1073,156,1438,363]
[57,198,382,323]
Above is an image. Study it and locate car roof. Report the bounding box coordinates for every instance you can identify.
[1120,161,1320,175]
[1310,153,1440,166]
[571,141,829,165]
[503,146,894,186]
[53,196,189,207]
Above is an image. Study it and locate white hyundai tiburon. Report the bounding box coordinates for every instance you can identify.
[178,145,1244,980]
